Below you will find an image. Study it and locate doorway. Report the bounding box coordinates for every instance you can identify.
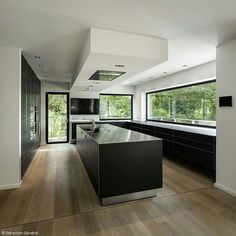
[46,92,69,144]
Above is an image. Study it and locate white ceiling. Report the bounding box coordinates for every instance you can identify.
[72,28,168,91]
[1,0,236,86]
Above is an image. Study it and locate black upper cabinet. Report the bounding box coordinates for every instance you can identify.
[21,55,41,177]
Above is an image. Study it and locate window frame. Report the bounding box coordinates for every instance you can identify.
[99,93,133,120]
[146,80,216,128]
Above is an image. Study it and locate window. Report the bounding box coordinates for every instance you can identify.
[147,81,216,127]
[100,94,133,120]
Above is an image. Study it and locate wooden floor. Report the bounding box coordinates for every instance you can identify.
[0,144,236,235]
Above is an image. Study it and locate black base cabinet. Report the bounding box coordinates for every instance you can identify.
[125,122,216,170]
[21,55,41,177]
[73,120,216,170]
[126,122,155,136]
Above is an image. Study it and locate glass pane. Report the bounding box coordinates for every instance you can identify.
[147,82,216,127]
[48,94,68,142]
[100,95,132,119]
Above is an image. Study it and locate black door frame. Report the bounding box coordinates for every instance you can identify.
[46,92,70,144]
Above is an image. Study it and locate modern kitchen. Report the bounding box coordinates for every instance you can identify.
[0,1,236,235]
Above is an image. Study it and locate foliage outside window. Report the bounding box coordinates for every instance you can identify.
[100,94,132,120]
[147,81,216,127]
[48,94,68,142]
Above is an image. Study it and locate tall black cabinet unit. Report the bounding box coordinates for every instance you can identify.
[21,55,41,177]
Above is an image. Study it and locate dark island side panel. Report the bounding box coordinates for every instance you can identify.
[99,140,162,198]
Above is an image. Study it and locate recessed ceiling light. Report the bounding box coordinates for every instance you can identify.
[163,72,168,74]
[182,65,188,67]
[115,64,125,68]
[34,56,40,59]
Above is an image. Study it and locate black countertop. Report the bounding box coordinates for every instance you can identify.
[80,124,161,145]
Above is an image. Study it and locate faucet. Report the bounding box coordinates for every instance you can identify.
[89,119,96,132]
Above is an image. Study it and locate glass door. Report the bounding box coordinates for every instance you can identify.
[46,92,69,143]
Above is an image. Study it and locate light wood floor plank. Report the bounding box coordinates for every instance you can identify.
[0,144,235,236]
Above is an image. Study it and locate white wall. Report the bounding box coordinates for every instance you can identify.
[71,30,90,86]
[215,39,236,196]
[91,28,168,60]
[0,46,21,189]
[133,61,216,120]
[70,85,135,99]
[102,84,135,95]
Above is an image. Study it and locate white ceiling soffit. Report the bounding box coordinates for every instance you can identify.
[71,28,168,91]
[123,36,216,85]
[2,0,236,85]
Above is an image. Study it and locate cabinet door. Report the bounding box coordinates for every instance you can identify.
[139,124,155,136]
[127,123,141,132]
[76,129,86,161]
[21,72,27,122]
[72,123,77,139]
[155,127,174,155]
[85,136,98,181]
[21,60,28,156]
[174,142,214,169]
[26,73,32,143]
[35,78,41,145]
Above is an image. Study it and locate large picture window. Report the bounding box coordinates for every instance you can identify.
[147,81,216,127]
[100,94,133,120]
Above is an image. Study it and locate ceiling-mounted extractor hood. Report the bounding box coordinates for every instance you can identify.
[89,70,125,81]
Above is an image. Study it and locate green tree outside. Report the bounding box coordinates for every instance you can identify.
[148,82,216,126]
[100,95,132,119]
[48,94,67,141]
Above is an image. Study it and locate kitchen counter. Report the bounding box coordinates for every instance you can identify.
[71,119,216,138]
[87,124,160,144]
[129,120,216,136]
[76,124,163,205]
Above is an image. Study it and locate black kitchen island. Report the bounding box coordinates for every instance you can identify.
[76,124,163,205]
